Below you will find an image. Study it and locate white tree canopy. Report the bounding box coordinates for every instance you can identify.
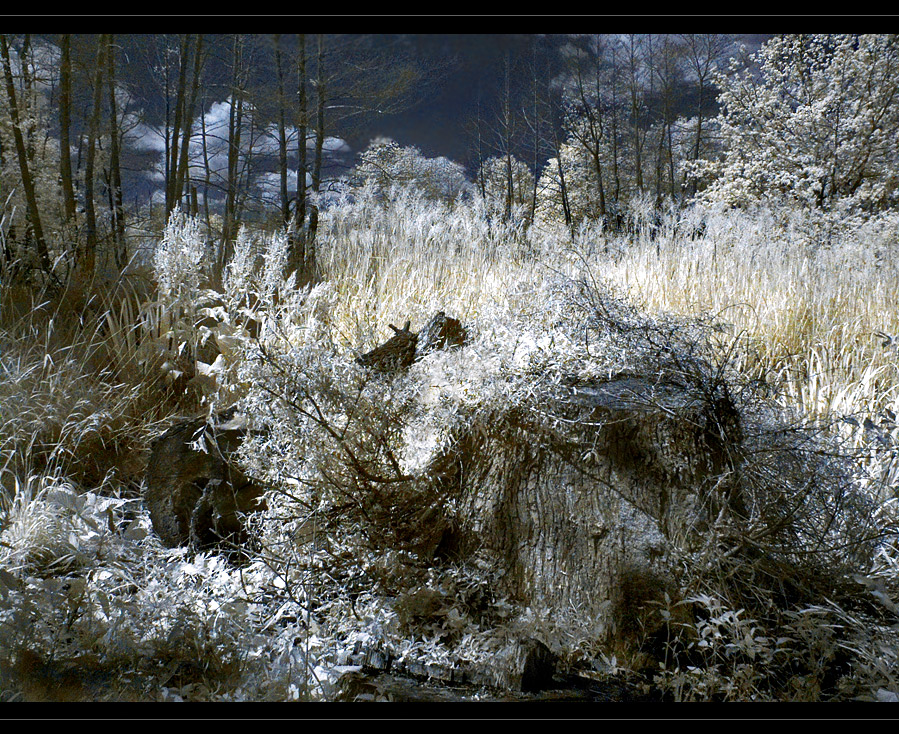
[351,138,472,203]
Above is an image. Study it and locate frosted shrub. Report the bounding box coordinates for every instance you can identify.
[143,210,217,399]
[223,226,292,308]
[234,274,615,513]
[219,273,679,691]
[145,211,304,406]
[0,463,328,700]
[153,209,210,304]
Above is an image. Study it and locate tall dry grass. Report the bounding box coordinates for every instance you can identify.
[314,189,546,349]
[316,192,899,439]
[595,205,899,426]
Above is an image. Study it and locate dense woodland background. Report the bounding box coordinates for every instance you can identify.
[2,33,899,703]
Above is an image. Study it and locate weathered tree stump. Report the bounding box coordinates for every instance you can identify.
[143,408,265,557]
[416,311,467,358]
[419,374,743,655]
[356,320,418,371]
[356,311,467,371]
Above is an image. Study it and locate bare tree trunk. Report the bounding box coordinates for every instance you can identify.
[274,34,290,227]
[165,34,191,216]
[608,42,622,213]
[234,109,255,224]
[199,95,212,233]
[502,51,514,223]
[58,34,77,223]
[557,156,572,232]
[572,55,607,221]
[627,36,645,193]
[631,54,643,191]
[220,34,244,278]
[287,32,310,283]
[693,85,704,171]
[552,111,573,233]
[296,34,308,230]
[82,35,107,282]
[308,34,326,247]
[106,34,127,268]
[475,87,486,201]
[529,46,540,224]
[172,35,204,217]
[592,47,609,219]
[162,41,171,204]
[0,34,50,273]
[19,34,35,163]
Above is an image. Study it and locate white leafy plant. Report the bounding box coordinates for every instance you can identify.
[148,209,304,404]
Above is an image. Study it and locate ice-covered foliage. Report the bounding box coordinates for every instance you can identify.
[0,467,363,701]
[234,271,665,495]
[152,210,210,302]
[147,210,303,406]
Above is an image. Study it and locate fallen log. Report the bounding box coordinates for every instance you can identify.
[143,408,265,558]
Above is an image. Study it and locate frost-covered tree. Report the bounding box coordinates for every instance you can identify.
[350,138,472,203]
[534,142,604,227]
[700,34,899,213]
